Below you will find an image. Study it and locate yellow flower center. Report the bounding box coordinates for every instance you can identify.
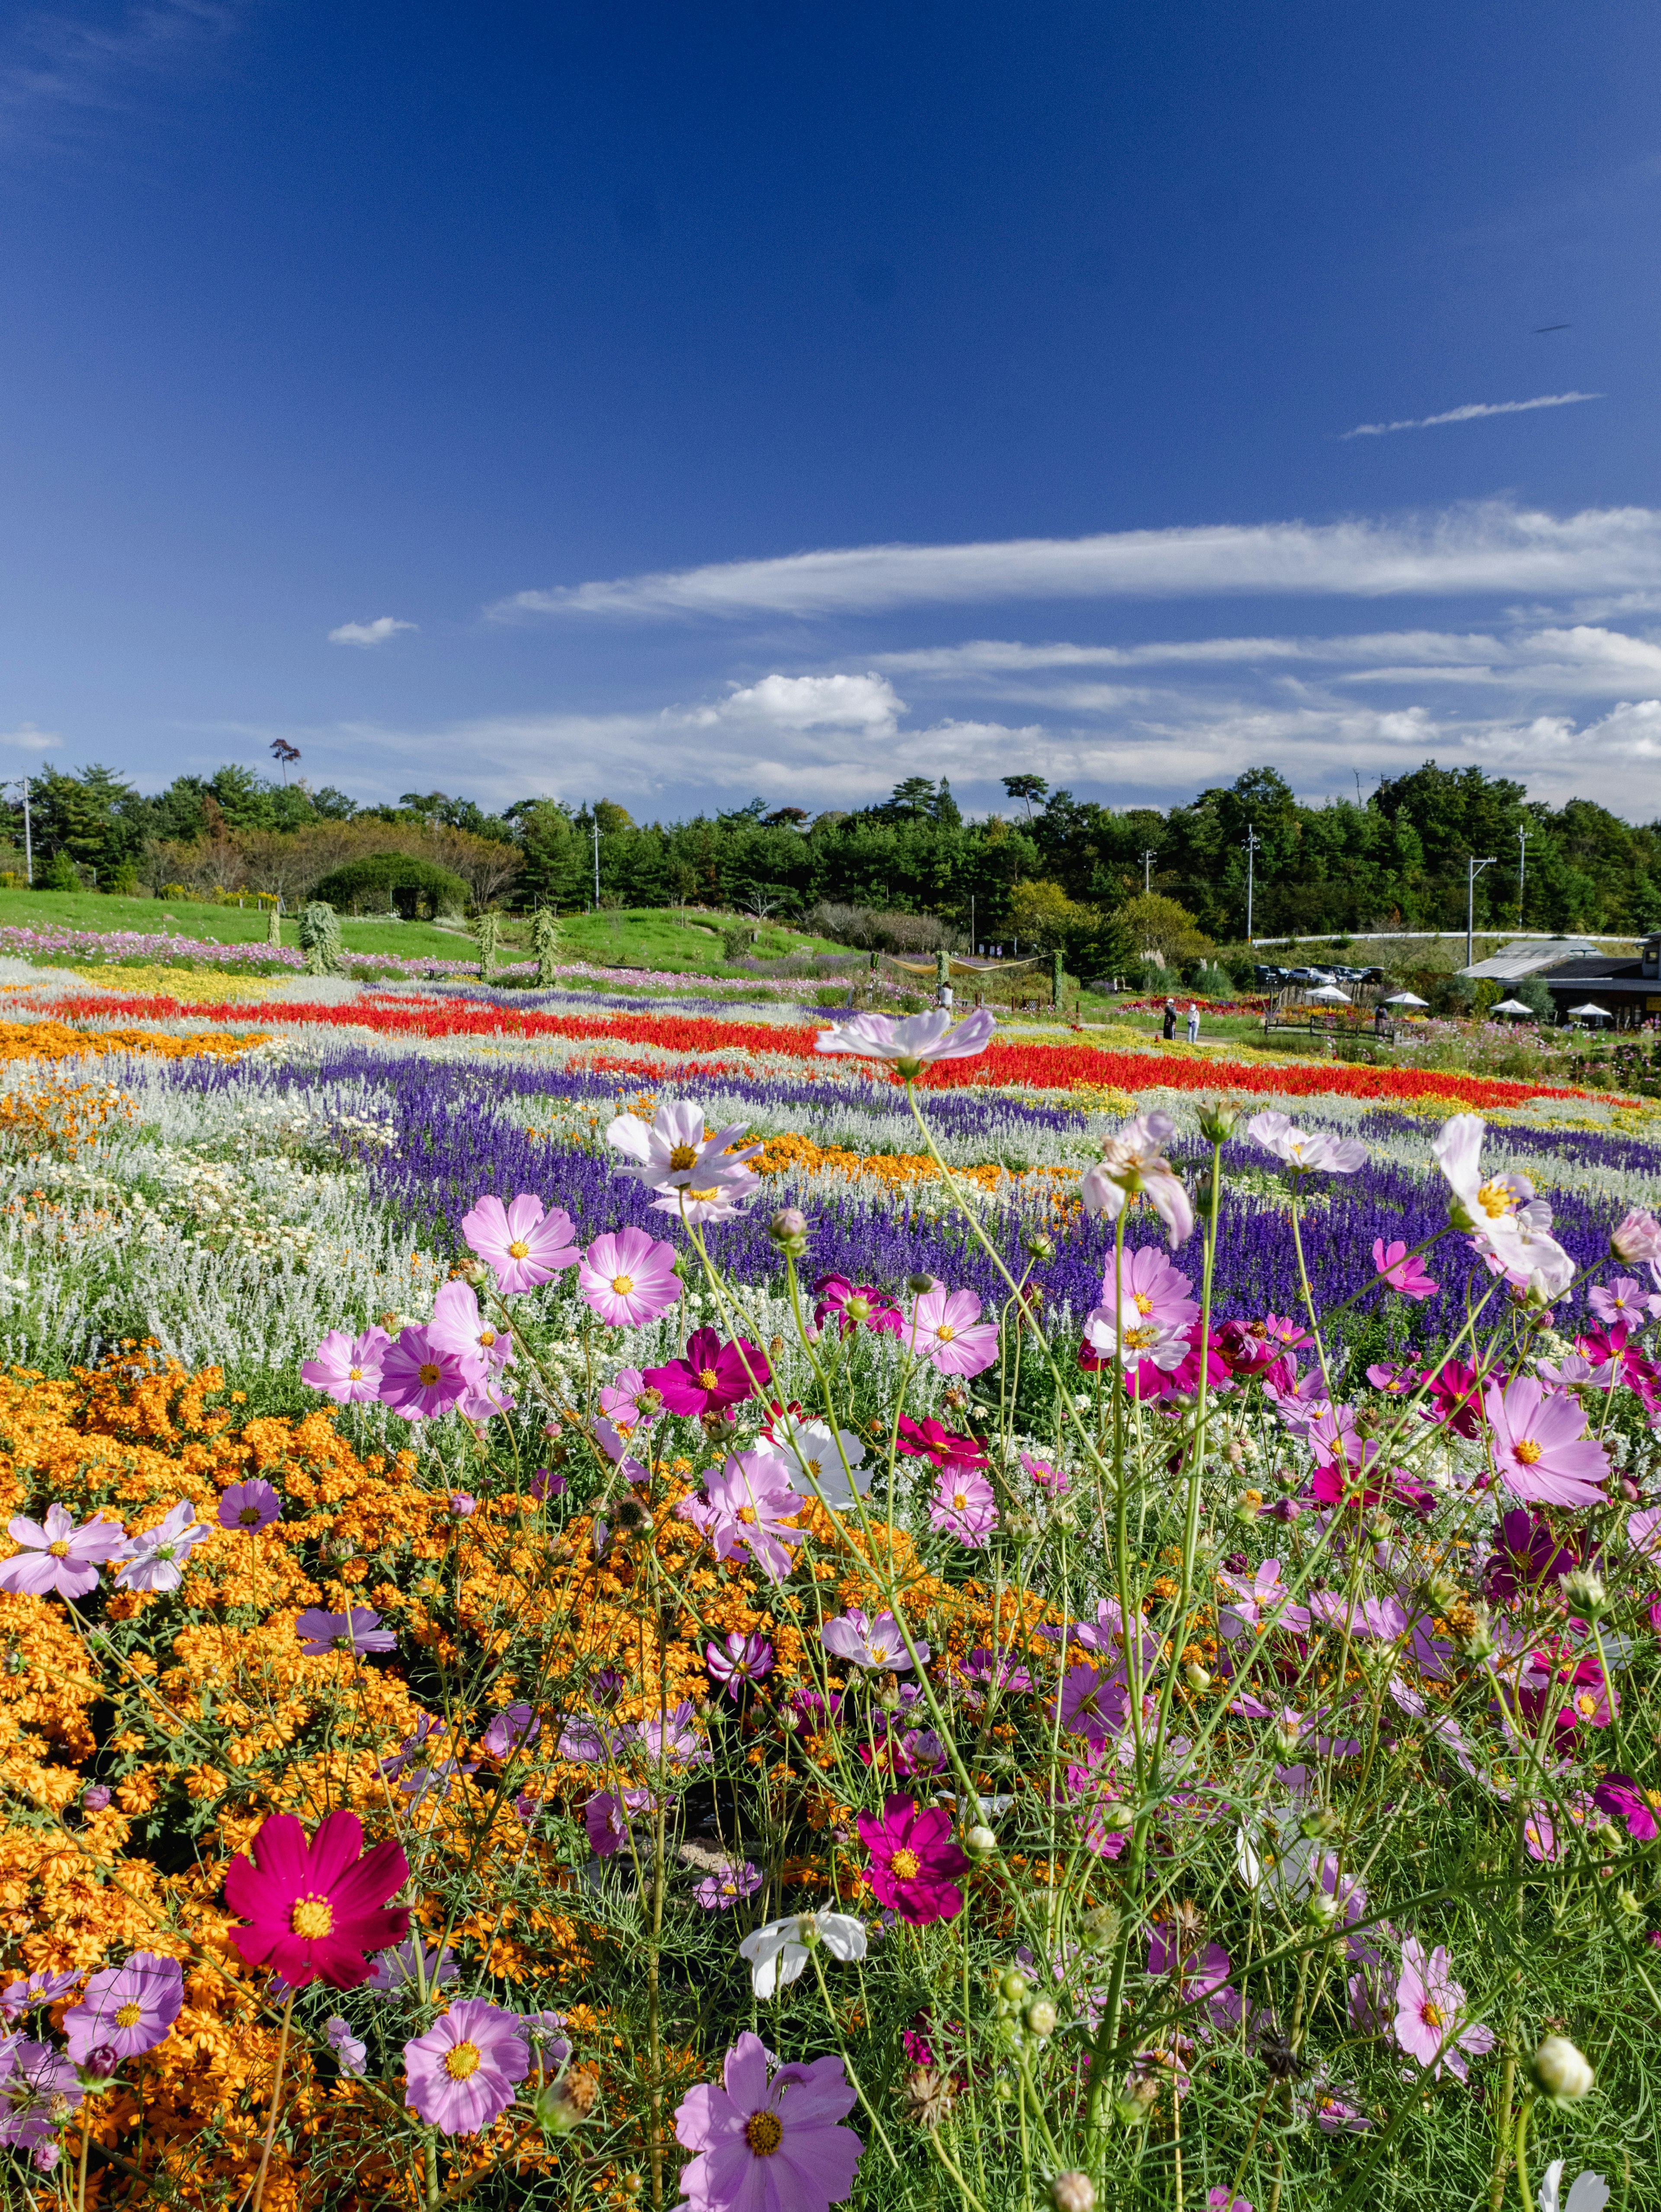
[1577,1693,1599,1716]
[1421,2000,1443,2027]
[291,1895,333,1939]
[889,1847,921,1880]
[1513,1438,1544,1464]
[445,2039,482,2081]
[1125,1324,1158,1350]
[47,1540,71,1558]
[952,1491,968,1510]
[668,1143,699,1171]
[1134,1291,1154,1314]
[738,1506,757,1524]
[114,2001,143,2029]
[698,1368,720,1390]
[687,1186,721,1202]
[805,1457,823,1477]
[479,1329,496,1348]
[611,1274,634,1295]
[507,1239,530,1259]
[418,1362,443,1387]
[347,1365,363,1381]
[1476,1178,1515,1220]
[745,2110,784,2155]
[934,1322,956,1342]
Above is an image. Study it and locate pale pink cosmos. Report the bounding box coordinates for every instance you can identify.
[1392,1937,1494,2080]
[577,1226,682,1327]
[1372,1239,1439,1301]
[460,1193,579,1293]
[605,1098,762,1191]
[814,1005,995,1074]
[820,1609,929,1671]
[429,1279,513,1372]
[904,1286,999,1375]
[403,1998,529,2135]
[1081,1111,1194,1249]
[62,1952,183,2064]
[686,1453,802,1583]
[113,1501,212,1593]
[1433,1114,1574,1296]
[1081,1305,1190,1371]
[1217,1559,1310,1638]
[1612,1207,1661,1264]
[600,1366,660,1431]
[1101,1245,1199,1333]
[1485,1374,1610,1506]
[1019,1449,1068,1495]
[650,1177,757,1226]
[1246,1110,1367,1174]
[672,2033,862,2212]
[928,1466,997,1547]
[0,1503,128,1599]
[301,1325,391,1404]
[378,1325,474,1419]
[592,1417,649,1484]
[1588,1275,1661,1327]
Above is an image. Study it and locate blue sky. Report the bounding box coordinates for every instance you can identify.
[5,0,1661,818]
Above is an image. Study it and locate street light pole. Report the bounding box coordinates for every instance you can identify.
[1142,848,1157,896]
[1244,825,1261,945]
[6,779,31,886]
[1517,827,1531,928]
[1466,855,1497,968]
[593,818,601,907]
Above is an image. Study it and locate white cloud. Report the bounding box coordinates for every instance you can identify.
[0,722,58,753]
[695,671,904,735]
[328,616,417,648]
[1340,392,1603,439]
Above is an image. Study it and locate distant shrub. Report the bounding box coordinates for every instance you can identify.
[309,852,468,918]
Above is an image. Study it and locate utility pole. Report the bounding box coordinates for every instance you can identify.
[1517,827,1531,928]
[9,779,31,886]
[1466,855,1497,969]
[593,817,601,907]
[1244,824,1261,945]
[969,893,975,953]
[1142,848,1158,896]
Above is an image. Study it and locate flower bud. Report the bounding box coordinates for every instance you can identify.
[1300,1805,1340,1841]
[532,2077,587,2135]
[456,1256,491,1287]
[1183,1661,1212,1693]
[1424,1566,1460,1610]
[906,1271,936,1296]
[1305,1889,1340,1930]
[1116,2076,1160,2126]
[1562,1565,1607,1618]
[81,1785,111,1812]
[1235,1489,1263,1523]
[998,1967,1030,2004]
[1530,2034,1594,2106]
[767,1208,810,1256]
[449,1492,477,1519]
[963,1824,998,1862]
[1023,1229,1056,1261]
[86,2044,117,2081]
[1024,1998,1058,2039]
[1196,1101,1238,1144]
[1052,2174,1096,2212]
[874,1672,901,1711]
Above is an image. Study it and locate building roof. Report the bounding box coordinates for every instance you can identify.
[1542,956,1657,999]
[1459,936,1614,980]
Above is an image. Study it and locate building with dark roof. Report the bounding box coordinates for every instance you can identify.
[1541,934,1661,1027]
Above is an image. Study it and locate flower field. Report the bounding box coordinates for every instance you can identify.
[0,961,1653,2212]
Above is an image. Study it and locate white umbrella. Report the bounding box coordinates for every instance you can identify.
[1305,983,1352,1003]
[1384,991,1428,1007]
[1490,998,1534,1017]
[1568,1002,1612,1021]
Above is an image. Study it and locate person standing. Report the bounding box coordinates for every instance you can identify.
[1162,998,1177,1040]
[1186,1002,1200,1044]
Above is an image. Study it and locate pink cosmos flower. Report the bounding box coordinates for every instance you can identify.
[297,1606,396,1655]
[224,1808,410,1990]
[0,2044,83,2154]
[430,1278,513,1372]
[672,2032,862,2212]
[586,1792,630,1857]
[326,2017,367,2076]
[1058,1661,1131,1745]
[1485,1374,1610,1507]
[814,1005,995,1075]
[113,1500,211,1593]
[301,1325,391,1404]
[904,1286,999,1376]
[62,1952,183,2064]
[928,1467,997,1547]
[0,1503,128,1599]
[821,1609,929,1671]
[857,1794,968,1924]
[1612,1207,1661,1264]
[651,1177,757,1226]
[1217,1559,1310,1637]
[218,1479,281,1532]
[592,1416,649,1484]
[1372,1239,1439,1300]
[378,1325,475,1419]
[635,1700,708,1763]
[1594,1774,1661,1841]
[1081,1110,1194,1249]
[1102,1245,1199,1333]
[646,1327,770,1415]
[895,1417,988,1469]
[578,1226,682,1326]
[605,1098,761,1191]
[482,1704,540,1757]
[460,1193,579,1294]
[685,1454,801,1582]
[812,1275,903,1337]
[1433,1113,1574,1297]
[600,1366,661,1431]
[693,1860,763,1911]
[403,1998,529,2135]
[1392,1937,1494,2080]
[1019,1449,1068,1495]
[1589,1275,1661,1327]
[1082,1305,1190,1371]
[705,1631,774,1697]
[1246,1110,1367,1174]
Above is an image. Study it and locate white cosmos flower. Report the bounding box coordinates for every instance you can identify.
[814,1008,995,1074]
[1432,1113,1574,1299]
[606,1100,760,1191]
[761,1417,869,1509]
[1080,1111,1194,1250]
[1081,1306,1190,1370]
[1244,1110,1367,1174]
[1539,2163,1610,2212]
[738,1910,868,1998]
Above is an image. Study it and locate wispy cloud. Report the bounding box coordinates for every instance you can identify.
[489,500,1661,621]
[1340,391,1603,440]
[328,617,417,649]
[0,1,244,154]
[0,723,58,754]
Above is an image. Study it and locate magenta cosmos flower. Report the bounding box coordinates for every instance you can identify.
[705,1631,774,1697]
[460,1193,579,1294]
[1392,1937,1494,2080]
[812,1275,902,1338]
[378,1325,475,1419]
[895,1416,987,1470]
[647,1327,770,1415]
[905,1286,999,1376]
[814,1005,995,1076]
[1484,1374,1610,1506]
[0,1504,128,1599]
[225,1809,410,1990]
[218,1479,281,1533]
[577,1226,682,1327]
[403,1998,529,2135]
[857,1794,968,1924]
[673,2031,862,2212]
[301,1325,391,1405]
[928,1467,998,1547]
[1594,1774,1661,1841]
[62,1951,184,2064]
[1372,1239,1439,1301]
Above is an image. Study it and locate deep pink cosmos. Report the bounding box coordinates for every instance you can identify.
[857,1794,968,1924]
[1372,1239,1439,1301]
[895,1417,988,1470]
[1594,1774,1661,1841]
[646,1328,770,1416]
[378,1325,475,1420]
[812,1275,903,1338]
[224,1809,410,1990]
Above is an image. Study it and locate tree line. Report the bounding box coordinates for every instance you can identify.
[8,755,1660,949]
